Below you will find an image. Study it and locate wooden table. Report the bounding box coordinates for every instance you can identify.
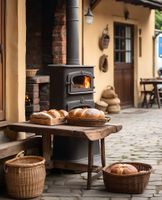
[140,78,162,108]
[8,122,122,189]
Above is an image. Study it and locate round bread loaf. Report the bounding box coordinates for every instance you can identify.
[110,163,138,175]
[68,108,105,120]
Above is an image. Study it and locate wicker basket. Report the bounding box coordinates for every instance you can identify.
[102,162,152,194]
[26,69,38,77]
[4,152,46,199]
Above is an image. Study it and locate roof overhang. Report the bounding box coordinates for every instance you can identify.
[115,0,162,11]
[90,0,162,10]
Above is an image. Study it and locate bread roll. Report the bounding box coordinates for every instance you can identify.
[110,163,138,175]
[68,108,105,120]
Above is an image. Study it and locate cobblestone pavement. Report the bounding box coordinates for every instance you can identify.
[1,108,162,200]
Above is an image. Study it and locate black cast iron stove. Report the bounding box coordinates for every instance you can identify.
[48,0,99,162]
[48,64,95,111]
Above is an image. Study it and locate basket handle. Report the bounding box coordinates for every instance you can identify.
[16,150,25,158]
[4,151,25,173]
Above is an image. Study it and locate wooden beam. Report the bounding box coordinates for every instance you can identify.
[0,121,8,128]
[0,136,42,159]
[116,0,162,10]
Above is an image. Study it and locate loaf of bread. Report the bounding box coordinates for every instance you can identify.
[30,109,68,125]
[68,108,105,120]
[110,163,138,175]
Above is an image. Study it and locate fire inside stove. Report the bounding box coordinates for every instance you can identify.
[25,94,32,106]
[73,75,91,89]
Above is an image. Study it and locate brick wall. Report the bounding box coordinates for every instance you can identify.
[26,0,43,69]
[52,5,66,64]
[25,1,66,117]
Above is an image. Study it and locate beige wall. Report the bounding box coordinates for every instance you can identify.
[83,0,155,106]
[6,0,26,122]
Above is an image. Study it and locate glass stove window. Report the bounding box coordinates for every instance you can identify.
[72,75,91,89]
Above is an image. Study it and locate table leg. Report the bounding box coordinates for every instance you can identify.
[87,141,94,190]
[42,133,53,168]
[154,84,161,108]
[101,138,106,167]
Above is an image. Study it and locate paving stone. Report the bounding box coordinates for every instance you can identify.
[146,185,156,190]
[82,190,130,198]
[81,198,110,200]
[41,197,60,200]
[131,198,149,200]
[111,198,130,200]
[131,193,153,198]
[46,186,71,194]
[148,182,162,186]
[149,174,162,182]
[42,193,80,197]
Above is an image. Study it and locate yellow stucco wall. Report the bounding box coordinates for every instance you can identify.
[6,0,26,122]
[83,0,155,106]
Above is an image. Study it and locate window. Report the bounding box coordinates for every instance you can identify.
[114,23,132,63]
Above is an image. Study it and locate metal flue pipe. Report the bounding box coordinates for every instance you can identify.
[66,0,80,65]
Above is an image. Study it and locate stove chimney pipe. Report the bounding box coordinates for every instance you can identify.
[66,0,80,65]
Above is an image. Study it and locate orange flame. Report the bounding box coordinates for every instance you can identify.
[83,76,91,88]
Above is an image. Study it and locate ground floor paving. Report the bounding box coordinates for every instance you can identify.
[1,108,162,200]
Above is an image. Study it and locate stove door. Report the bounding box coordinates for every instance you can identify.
[67,71,94,94]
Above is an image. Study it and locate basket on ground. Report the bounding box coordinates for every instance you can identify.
[4,153,46,199]
[102,162,152,194]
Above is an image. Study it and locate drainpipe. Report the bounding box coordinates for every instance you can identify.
[66,0,80,65]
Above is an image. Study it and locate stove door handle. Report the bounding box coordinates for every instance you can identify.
[66,81,71,85]
[66,81,75,85]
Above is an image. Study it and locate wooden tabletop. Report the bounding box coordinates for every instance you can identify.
[8,122,122,141]
[140,78,162,84]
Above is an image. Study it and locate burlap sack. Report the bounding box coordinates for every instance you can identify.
[101,97,120,106]
[95,100,108,112]
[102,85,116,99]
[107,104,121,114]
